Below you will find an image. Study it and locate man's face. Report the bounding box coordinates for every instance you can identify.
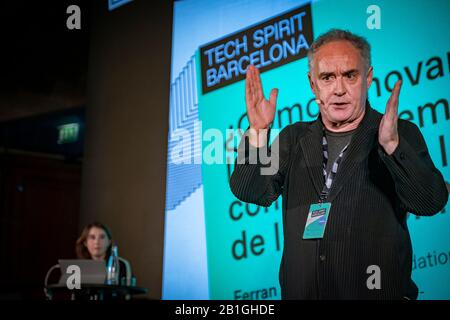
[308,40,373,127]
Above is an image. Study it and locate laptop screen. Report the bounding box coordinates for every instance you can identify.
[58,259,106,285]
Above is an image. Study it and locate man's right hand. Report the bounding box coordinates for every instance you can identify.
[245,65,278,147]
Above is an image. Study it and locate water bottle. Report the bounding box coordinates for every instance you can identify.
[106,245,120,285]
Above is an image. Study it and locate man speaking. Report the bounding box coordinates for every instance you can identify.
[230,29,448,300]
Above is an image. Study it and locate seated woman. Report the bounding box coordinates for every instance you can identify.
[75,222,132,286]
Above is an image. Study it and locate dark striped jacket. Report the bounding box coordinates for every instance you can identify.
[230,105,448,300]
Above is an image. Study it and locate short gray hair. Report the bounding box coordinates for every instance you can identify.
[307,29,371,71]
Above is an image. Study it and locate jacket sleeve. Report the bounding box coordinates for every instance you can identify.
[378,120,448,216]
[229,125,292,207]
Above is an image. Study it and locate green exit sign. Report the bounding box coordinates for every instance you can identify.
[57,123,79,144]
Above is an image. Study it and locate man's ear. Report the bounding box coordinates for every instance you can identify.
[366,66,373,89]
[308,72,316,94]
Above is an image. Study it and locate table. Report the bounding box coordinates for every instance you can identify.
[46,283,148,300]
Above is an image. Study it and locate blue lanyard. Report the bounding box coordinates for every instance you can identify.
[319,131,350,202]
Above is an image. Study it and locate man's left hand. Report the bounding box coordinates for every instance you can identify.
[379,80,402,155]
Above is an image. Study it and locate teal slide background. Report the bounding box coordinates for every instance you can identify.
[163,0,450,299]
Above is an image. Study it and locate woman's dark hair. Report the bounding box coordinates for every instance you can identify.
[75,222,113,259]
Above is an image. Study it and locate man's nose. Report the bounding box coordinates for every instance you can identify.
[334,77,346,96]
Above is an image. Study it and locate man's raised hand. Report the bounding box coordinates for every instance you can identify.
[245,65,278,147]
[245,65,278,131]
[379,80,402,155]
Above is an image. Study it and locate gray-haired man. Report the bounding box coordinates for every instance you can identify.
[231,29,448,299]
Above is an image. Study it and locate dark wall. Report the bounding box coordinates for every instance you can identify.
[80,1,172,299]
[0,154,81,299]
[0,0,89,121]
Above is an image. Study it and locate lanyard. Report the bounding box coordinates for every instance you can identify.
[319,131,350,202]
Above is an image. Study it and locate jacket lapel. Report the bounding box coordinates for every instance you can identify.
[326,105,380,202]
[298,103,381,202]
[299,118,325,197]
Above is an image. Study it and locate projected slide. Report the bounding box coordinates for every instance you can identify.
[163,0,450,300]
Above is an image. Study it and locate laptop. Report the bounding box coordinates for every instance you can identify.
[58,259,107,285]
